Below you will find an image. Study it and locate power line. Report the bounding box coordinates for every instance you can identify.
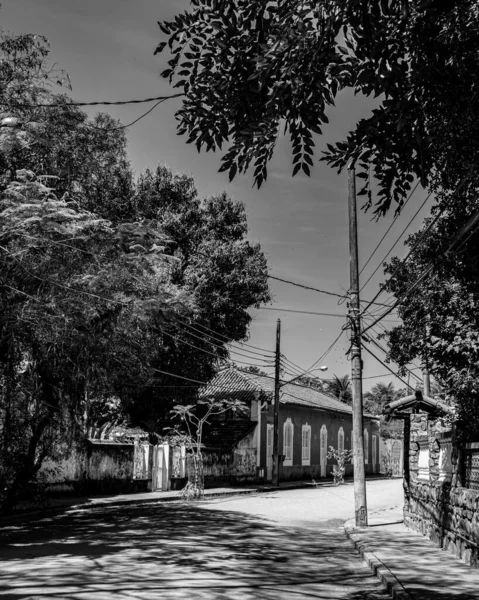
[360,342,410,389]
[362,206,479,335]
[90,98,169,131]
[268,275,391,307]
[258,307,347,318]
[171,316,274,358]
[0,93,183,108]
[282,330,345,385]
[359,191,433,294]
[361,173,471,315]
[173,316,276,355]
[358,181,420,280]
[362,330,422,384]
[157,327,273,368]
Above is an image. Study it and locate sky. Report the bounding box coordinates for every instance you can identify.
[1,0,433,391]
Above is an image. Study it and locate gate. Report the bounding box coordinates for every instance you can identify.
[152,444,170,491]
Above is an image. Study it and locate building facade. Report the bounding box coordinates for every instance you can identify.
[203,367,381,484]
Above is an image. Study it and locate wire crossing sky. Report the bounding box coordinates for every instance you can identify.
[1,0,437,390]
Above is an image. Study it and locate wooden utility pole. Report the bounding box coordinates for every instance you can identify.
[423,320,431,397]
[348,163,368,527]
[272,318,281,487]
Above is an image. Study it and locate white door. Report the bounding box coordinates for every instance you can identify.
[152,444,170,491]
[266,425,274,481]
[320,425,328,478]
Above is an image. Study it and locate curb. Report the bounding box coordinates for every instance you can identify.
[344,521,415,600]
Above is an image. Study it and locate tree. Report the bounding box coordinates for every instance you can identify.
[327,446,353,485]
[98,165,271,427]
[363,381,398,415]
[326,375,352,405]
[166,397,247,498]
[0,31,134,216]
[156,1,479,216]
[0,171,185,510]
[0,26,271,509]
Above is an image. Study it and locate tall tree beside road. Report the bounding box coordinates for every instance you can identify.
[382,192,479,441]
[120,166,271,425]
[0,28,271,507]
[156,0,479,216]
[0,170,186,511]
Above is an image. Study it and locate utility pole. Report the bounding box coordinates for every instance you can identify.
[423,320,431,397]
[272,318,281,487]
[348,162,368,527]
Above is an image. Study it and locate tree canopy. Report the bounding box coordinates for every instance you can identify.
[382,189,479,440]
[0,28,271,508]
[156,0,479,216]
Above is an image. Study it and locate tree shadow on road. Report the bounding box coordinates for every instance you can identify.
[0,501,390,599]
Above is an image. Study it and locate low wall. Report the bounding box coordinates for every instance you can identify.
[38,441,150,496]
[186,431,257,487]
[404,414,479,567]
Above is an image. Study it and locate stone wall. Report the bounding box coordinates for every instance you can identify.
[404,413,479,567]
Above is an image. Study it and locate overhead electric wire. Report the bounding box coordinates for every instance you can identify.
[268,275,391,307]
[170,319,270,360]
[362,330,422,384]
[360,209,479,336]
[171,316,274,358]
[361,173,471,316]
[360,343,410,389]
[258,307,347,318]
[174,316,276,355]
[91,99,169,131]
[368,322,424,376]
[358,181,420,279]
[359,191,433,294]
[158,327,273,368]
[0,93,184,108]
[283,330,345,385]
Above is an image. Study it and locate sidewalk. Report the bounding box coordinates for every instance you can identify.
[345,506,479,600]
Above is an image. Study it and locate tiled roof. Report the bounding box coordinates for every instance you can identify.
[198,367,268,403]
[201,367,374,417]
[238,370,355,414]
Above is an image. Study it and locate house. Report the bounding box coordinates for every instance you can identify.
[199,367,381,484]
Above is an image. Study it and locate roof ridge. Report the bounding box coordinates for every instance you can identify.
[233,368,269,391]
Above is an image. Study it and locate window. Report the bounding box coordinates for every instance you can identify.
[283,418,294,466]
[338,427,345,454]
[372,434,377,469]
[302,423,311,466]
[364,428,369,464]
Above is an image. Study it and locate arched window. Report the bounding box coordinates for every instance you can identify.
[338,427,345,454]
[283,418,294,466]
[302,423,311,466]
[364,428,369,464]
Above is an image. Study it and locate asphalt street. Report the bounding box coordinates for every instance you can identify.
[0,479,403,600]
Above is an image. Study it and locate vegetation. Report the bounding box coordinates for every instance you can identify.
[166,398,247,499]
[0,29,270,510]
[326,375,352,406]
[382,199,479,441]
[327,446,352,485]
[156,0,479,216]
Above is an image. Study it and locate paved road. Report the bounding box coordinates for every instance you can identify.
[0,479,403,600]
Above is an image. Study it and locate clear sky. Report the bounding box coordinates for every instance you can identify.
[1,0,432,391]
